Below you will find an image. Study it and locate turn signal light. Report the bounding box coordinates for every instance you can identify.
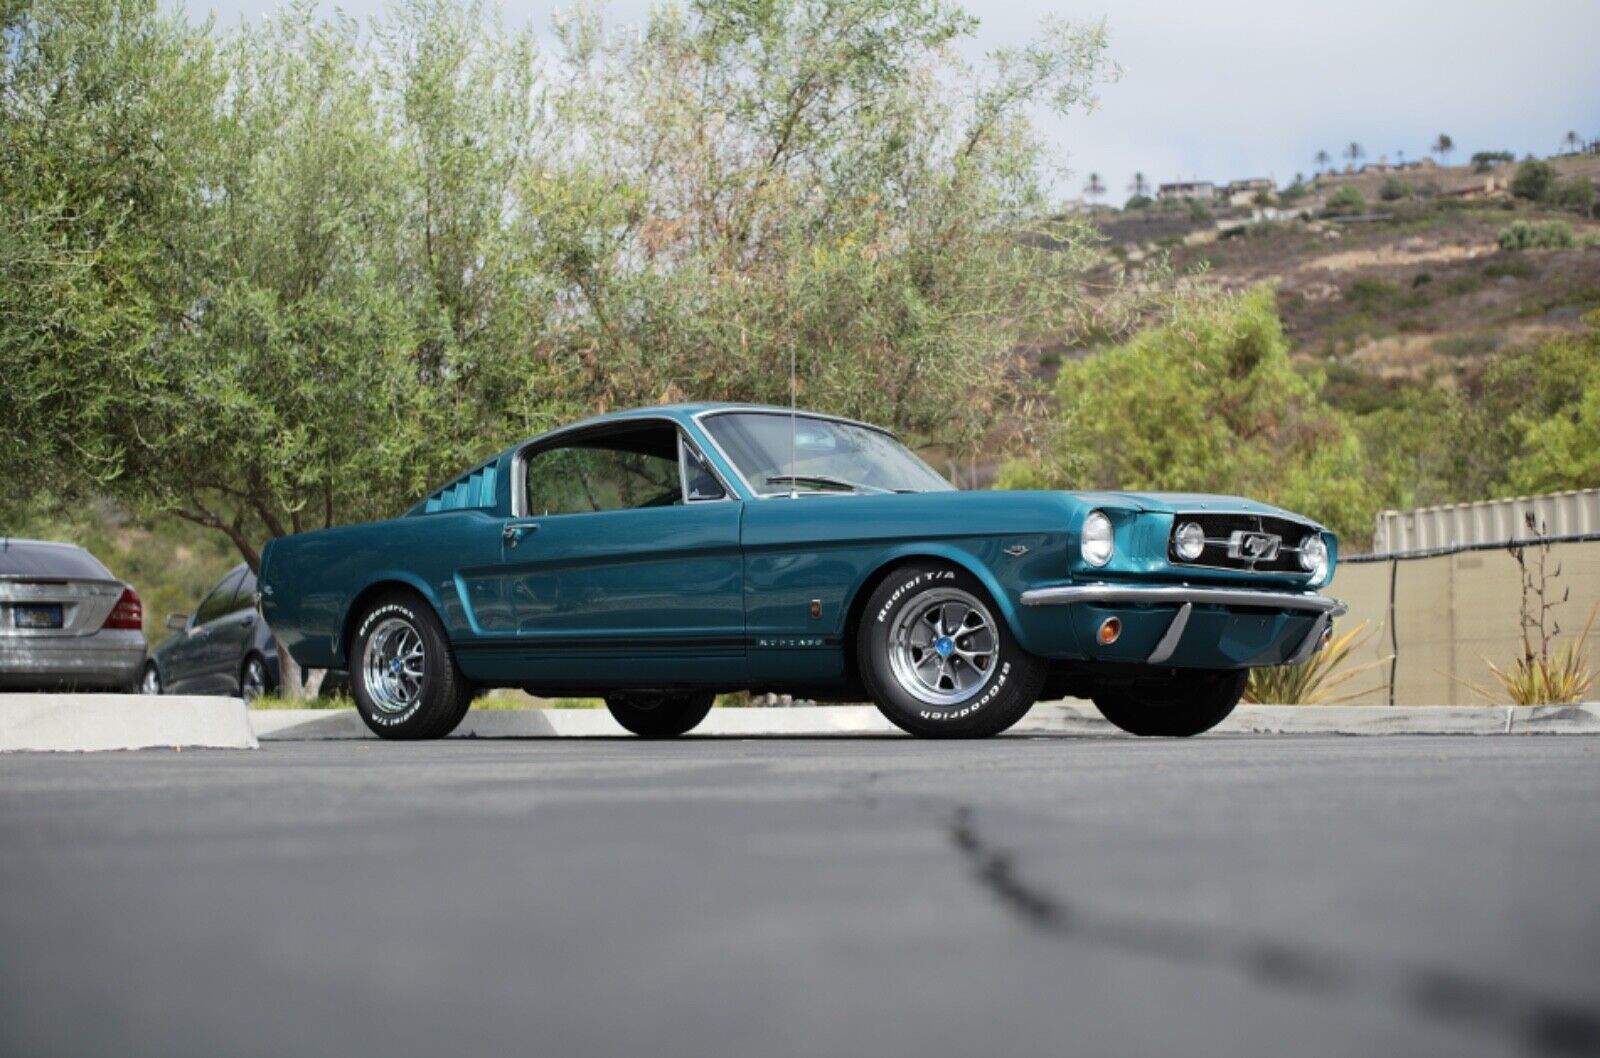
[1097,617,1122,646]
[103,588,143,630]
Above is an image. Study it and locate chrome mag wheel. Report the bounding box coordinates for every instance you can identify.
[886,587,999,706]
[141,664,161,695]
[241,656,267,701]
[362,617,426,715]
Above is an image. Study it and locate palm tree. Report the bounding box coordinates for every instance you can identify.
[1564,131,1583,155]
[1084,172,1106,202]
[1344,142,1365,168]
[1127,171,1150,198]
[1314,149,1331,173]
[1431,133,1454,165]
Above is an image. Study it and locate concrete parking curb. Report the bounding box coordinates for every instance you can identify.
[0,694,259,752]
[250,701,1600,740]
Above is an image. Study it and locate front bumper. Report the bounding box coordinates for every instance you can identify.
[1019,584,1347,669]
[0,631,147,690]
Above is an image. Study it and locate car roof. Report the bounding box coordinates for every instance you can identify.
[505,403,893,452]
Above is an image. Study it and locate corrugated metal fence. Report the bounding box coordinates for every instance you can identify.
[1337,493,1600,704]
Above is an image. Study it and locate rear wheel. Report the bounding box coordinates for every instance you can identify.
[350,594,472,740]
[1092,669,1246,737]
[858,563,1046,738]
[604,692,714,737]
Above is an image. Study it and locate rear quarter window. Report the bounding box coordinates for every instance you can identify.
[0,541,114,579]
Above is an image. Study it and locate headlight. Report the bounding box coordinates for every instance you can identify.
[1173,521,1206,562]
[1080,510,1114,567]
[1299,533,1329,583]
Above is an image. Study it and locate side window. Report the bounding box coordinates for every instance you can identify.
[525,424,684,516]
[196,570,245,625]
[230,571,258,614]
[681,441,726,502]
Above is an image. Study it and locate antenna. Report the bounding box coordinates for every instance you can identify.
[788,343,798,499]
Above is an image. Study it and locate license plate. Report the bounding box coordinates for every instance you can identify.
[13,604,64,630]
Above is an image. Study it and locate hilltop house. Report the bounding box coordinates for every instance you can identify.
[1157,180,1216,203]
[1223,178,1274,206]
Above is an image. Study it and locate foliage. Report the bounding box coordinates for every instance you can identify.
[1379,177,1413,202]
[1124,194,1153,211]
[999,285,1371,540]
[1278,180,1308,204]
[1459,317,1600,498]
[1510,159,1558,202]
[1553,177,1595,214]
[1243,621,1390,705]
[1471,150,1514,172]
[1,0,1121,568]
[1323,185,1366,216]
[1497,220,1575,251]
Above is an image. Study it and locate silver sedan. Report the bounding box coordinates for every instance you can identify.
[0,539,147,692]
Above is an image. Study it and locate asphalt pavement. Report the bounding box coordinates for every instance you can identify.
[3,735,1599,1058]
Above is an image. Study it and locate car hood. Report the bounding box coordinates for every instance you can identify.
[1060,490,1324,527]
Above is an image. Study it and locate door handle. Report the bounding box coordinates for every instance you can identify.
[502,522,540,547]
[241,615,256,629]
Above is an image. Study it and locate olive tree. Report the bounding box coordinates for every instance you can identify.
[4,0,1122,570]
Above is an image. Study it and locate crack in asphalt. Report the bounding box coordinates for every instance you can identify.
[946,805,1600,1057]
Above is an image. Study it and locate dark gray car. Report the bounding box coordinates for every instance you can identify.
[143,564,279,700]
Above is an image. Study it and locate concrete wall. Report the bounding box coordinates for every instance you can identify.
[1335,539,1600,705]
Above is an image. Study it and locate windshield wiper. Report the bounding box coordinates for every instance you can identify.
[765,474,894,495]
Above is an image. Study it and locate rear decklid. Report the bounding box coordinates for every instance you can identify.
[0,539,129,637]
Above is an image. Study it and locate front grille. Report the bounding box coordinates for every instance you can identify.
[1167,512,1316,574]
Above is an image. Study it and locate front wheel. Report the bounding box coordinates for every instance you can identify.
[1092,669,1247,737]
[858,563,1047,738]
[604,692,714,737]
[139,662,161,696]
[240,653,273,702]
[350,594,473,740]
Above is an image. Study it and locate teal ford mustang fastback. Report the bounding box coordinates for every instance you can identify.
[259,403,1343,739]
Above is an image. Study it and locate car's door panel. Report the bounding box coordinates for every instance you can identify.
[180,569,244,694]
[450,423,745,688]
[208,571,259,693]
[501,504,744,650]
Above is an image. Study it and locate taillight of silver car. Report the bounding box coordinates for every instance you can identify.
[103,588,143,630]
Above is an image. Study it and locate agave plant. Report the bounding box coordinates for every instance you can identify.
[1469,603,1598,706]
[1244,620,1391,705]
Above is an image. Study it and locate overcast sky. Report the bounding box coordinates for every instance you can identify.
[184,0,1600,204]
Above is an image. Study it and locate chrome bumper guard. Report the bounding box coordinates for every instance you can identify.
[1018,584,1348,666]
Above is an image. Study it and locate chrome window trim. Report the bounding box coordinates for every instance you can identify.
[691,407,948,501]
[677,434,729,504]
[511,415,734,518]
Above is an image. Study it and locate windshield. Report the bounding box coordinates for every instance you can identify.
[701,412,952,496]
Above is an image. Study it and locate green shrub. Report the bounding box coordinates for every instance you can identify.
[1379,177,1413,202]
[1498,219,1575,251]
[999,285,1372,541]
[1554,177,1594,214]
[1124,193,1153,210]
[1412,272,1433,287]
[1323,185,1366,216]
[1483,257,1535,279]
[1347,276,1402,310]
[1511,160,1558,202]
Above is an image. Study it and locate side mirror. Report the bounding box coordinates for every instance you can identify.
[166,613,190,632]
